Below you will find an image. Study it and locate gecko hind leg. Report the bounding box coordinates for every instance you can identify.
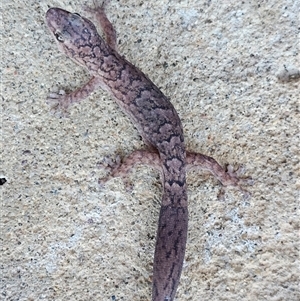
[186,151,253,188]
[98,150,162,187]
[99,149,252,194]
[186,151,253,199]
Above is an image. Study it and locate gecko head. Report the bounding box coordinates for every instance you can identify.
[46,8,104,66]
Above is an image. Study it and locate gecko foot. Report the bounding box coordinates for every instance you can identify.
[98,155,121,172]
[97,155,122,187]
[226,164,254,186]
[46,89,71,117]
[222,164,254,199]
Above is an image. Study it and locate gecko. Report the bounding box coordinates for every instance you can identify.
[45,2,249,300]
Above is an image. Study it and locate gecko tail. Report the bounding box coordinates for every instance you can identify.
[152,203,188,301]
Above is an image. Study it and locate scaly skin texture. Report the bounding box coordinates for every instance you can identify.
[46,3,250,300]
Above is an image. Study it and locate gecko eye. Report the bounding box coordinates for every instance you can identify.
[73,13,81,17]
[55,32,64,42]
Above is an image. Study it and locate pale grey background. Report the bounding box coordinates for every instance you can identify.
[1,0,299,300]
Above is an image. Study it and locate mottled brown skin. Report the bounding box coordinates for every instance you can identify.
[46,3,249,300]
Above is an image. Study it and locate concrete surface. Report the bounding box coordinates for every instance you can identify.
[1,0,299,300]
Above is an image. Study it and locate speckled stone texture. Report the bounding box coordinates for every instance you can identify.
[1,0,299,300]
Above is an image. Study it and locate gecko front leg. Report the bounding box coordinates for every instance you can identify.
[47,76,103,115]
[84,0,117,50]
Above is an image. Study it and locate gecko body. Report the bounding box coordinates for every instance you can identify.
[46,3,248,300]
